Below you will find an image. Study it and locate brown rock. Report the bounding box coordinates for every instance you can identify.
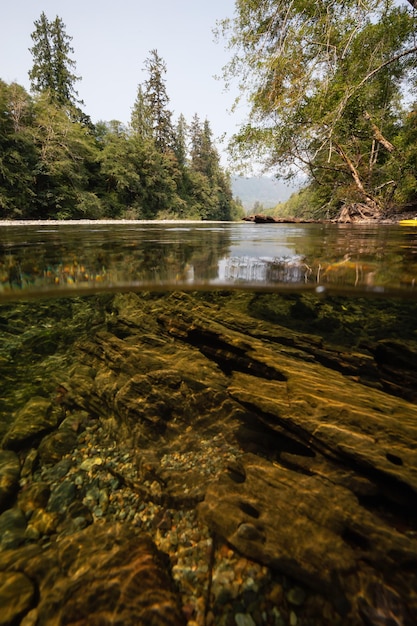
[0,571,35,625]
[0,523,185,625]
[0,449,20,511]
[38,428,78,465]
[2,397,59,450]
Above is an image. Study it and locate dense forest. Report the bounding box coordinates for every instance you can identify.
[221,0,417,220]
[0,13,243,221]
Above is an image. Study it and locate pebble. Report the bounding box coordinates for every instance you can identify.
[234,613,256,626]
[79,456,103,472]
[286,586,307,606]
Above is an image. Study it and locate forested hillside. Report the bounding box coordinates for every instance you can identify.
[231,176,296,212]
[0,14,241,221]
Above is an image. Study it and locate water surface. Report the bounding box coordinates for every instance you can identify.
[1,220,416,300]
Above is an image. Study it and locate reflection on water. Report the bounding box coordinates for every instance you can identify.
[0,220,416,300]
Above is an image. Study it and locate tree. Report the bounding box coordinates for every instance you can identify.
[142,50,174,152]
[220,0,417,217]
[30,94,101,219]
[0,81,37,218]
[29,12,83,110]
[130,85,153,141]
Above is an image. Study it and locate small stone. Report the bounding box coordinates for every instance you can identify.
[0,508,27,549]
[79,457,103,472]
[43,458,72,481]
[47,480,77,514]
[236,523,264,541]
[2,397,58,450]
[286,586,306,607]
[235,613,256,626]
[27,509,58,535]
[38,429,78,465]
[20,449,38,478]
[269,582,284,606]
[18,482,50,515]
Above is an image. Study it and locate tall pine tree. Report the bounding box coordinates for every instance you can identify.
[142,50,174,153]
[29,12,82,110]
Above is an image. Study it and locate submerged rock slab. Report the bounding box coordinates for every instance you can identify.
[2,291,416,625]
[0,523,185,625]
[200,453,417,621]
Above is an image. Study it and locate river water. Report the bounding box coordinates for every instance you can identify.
[0,220,416,626]
[1,220,416,298]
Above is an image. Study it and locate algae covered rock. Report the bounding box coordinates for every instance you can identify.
[2,397,59,450]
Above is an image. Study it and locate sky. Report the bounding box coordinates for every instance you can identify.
[1,0,248,166]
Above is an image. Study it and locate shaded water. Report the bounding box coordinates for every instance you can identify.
[0,221,416,626]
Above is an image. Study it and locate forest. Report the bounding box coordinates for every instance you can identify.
[0,13,242,221]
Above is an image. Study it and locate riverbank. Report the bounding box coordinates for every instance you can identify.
[244,203,417,225]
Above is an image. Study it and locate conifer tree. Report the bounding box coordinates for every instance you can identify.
[142,49,174,152]
[29,12,82,109]
[131,85,153,141]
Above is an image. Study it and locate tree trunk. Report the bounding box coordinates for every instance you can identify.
[363,111,395,153]
[333,141,381,215]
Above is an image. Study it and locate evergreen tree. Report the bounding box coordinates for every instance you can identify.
[29,12,82,110]
[173,114,188,168]
[130,85,153,141]
[142,50,174,152]
[31,94,101,218]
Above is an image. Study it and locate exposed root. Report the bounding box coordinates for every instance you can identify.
[336,202,381,223]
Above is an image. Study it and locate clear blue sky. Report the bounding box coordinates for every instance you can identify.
[1,0,247,164]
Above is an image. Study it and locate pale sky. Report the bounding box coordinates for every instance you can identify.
[1,0,248,165]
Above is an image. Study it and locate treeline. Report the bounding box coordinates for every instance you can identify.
[0,13,242,221]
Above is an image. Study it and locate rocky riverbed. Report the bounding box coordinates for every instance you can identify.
[0,290,416,625]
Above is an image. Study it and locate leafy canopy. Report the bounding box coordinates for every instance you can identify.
[219,0,417,213]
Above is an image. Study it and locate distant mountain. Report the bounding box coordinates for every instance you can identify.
[231,176,297,212]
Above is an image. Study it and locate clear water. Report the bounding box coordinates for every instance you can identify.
[0,221,416,625]
[1,220,416,300]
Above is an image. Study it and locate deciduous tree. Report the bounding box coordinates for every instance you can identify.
[220,0,417,216]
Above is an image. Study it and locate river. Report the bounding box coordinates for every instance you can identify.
[0,220,416,626]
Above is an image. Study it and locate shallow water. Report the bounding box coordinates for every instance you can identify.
[0,222,416,625]
[1,220,416,300]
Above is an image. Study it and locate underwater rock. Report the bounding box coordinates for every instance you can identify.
[199,452,417,620]
[0,523,185,625]
[17,291,417,624]
[0,507,27,550]
[0,571,35,625]
[1,397,60,450]
[0,450,20,511]
[38,428,78,465]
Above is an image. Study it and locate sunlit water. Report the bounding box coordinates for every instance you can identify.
[0,220,416,625]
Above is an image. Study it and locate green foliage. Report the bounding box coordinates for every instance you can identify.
[29,12,82,111]
[221,0,417,217]
[1,19,237,221]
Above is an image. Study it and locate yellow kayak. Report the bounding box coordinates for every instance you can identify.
[399,219,417,226]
